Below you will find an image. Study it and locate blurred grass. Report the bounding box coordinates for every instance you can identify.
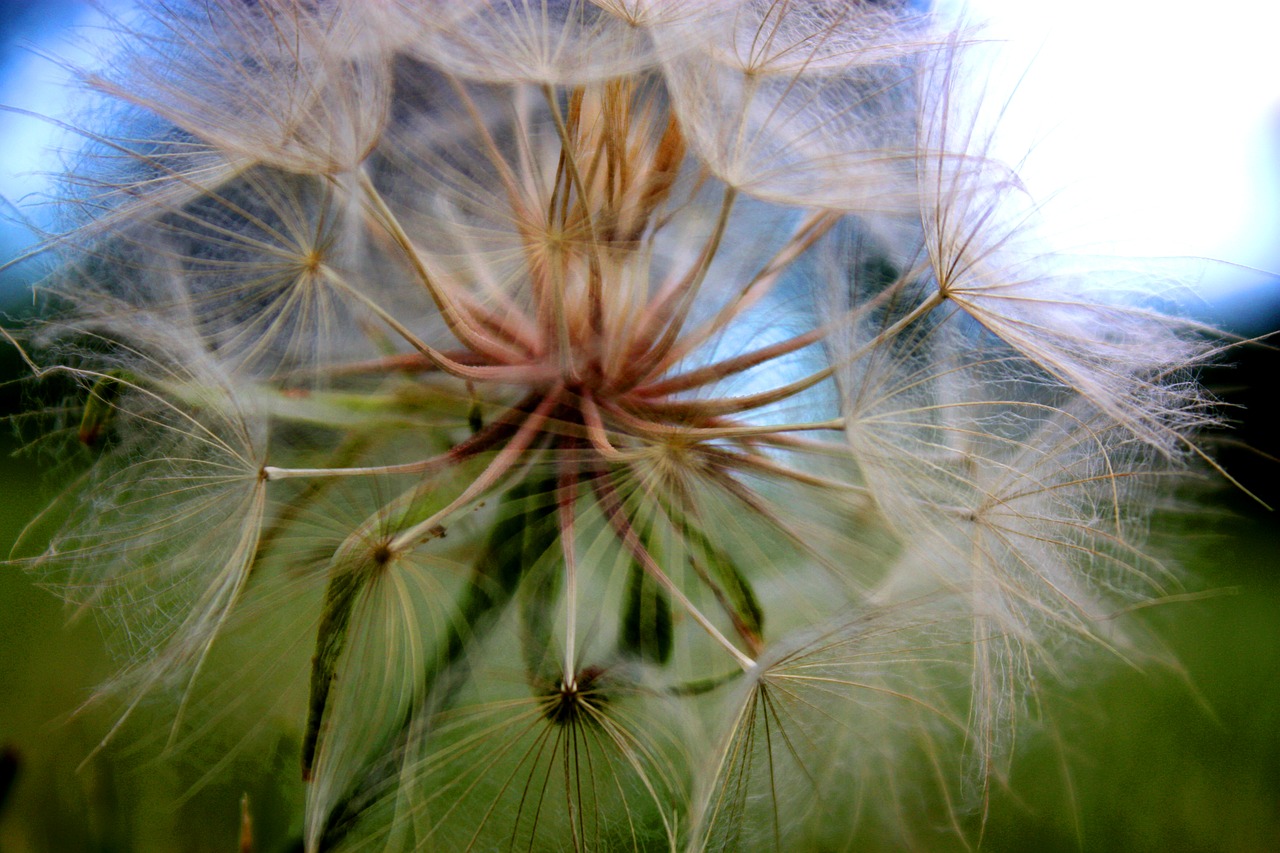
[0,338,1277,852]
[0,449,303,852]
[982,509,1280,852]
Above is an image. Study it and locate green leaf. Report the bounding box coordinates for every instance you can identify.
[620,554,674,665]
[302,558,373,781]
[478,475,561,608]
[682,518,764,653]
[618,514,674,665]
[504,476,566,673]
[77,369,129,447]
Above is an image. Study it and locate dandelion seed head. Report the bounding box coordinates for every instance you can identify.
[5,1,1227,849]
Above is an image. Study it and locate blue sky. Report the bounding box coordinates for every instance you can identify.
[945,0,1280,334]
[0,0,114,293]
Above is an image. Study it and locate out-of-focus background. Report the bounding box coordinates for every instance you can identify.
[0,2,1277,851]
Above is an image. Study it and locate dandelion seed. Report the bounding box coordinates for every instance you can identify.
[691,600,974,851]
[84,0,393,176]
[908,36,1215,454]
[9,311,268,741]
